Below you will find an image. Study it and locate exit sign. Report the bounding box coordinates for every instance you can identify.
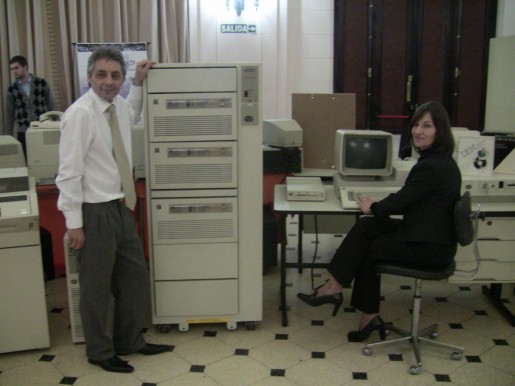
[220,24,257,33]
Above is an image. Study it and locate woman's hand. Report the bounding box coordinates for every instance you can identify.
[357,196,374,215]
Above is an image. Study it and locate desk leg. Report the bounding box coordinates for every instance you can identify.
[298,214,303,273]
[280,213,288,327]
[482,284,515,326]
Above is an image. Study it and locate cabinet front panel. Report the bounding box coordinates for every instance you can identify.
[155,279,238,316]
[153,243,238,280]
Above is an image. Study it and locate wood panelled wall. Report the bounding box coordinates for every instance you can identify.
[333,0,497,142]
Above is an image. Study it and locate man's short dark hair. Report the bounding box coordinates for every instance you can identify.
[87,47,126,78]
[9,55,28,67]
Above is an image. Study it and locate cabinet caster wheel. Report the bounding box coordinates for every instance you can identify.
[409,365,421,375]
[245,322,256,330]
[431,332,439,339]
[178,323,189,332]
[451,351,463,360]
[157,324,172,333]
[362,347,372,356]
[226,322,237,330]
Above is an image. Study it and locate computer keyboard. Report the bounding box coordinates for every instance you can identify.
[339,186,401,209]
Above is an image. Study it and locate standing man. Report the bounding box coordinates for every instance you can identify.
[56,47,171,373]
[4,55,56,156]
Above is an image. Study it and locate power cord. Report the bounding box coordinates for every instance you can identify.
[453,205,482,277]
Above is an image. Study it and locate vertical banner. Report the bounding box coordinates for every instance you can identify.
[75,42,148,98]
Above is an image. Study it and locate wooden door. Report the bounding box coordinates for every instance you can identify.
[334,0,497,137]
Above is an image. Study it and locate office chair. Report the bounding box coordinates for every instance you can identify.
[362,191,476,375]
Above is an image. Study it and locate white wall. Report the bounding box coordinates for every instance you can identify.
[188,0,334,120]
[497,0,515,37]
[188,0,514,121]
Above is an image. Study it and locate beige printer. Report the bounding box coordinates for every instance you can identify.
[0,167,50,353]
[26,111,62,185]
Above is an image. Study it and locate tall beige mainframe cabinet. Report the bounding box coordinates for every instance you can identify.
[144,64,263,332]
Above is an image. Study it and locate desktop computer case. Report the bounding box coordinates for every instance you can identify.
[64,235,115,343]
[145,64,263,331]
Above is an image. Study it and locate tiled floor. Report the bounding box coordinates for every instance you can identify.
[1,219,514,386]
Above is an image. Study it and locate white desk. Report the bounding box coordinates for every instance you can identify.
[274,184,359,326]
[274,184,515,327]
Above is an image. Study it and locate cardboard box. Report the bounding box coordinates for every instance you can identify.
[456,136,495,176]
[292,93,356,170]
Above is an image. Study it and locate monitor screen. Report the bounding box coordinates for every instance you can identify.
[334,129,393,179]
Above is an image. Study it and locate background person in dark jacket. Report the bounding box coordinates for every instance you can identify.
[4,55,56,155]
[297,101,462,342]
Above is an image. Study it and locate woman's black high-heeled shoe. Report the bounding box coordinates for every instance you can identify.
[347,315,386,342]
[296,291,343,316]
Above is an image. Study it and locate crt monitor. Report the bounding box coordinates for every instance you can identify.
[334,129,394,179]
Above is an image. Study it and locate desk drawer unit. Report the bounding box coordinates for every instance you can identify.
[450,217,515,283]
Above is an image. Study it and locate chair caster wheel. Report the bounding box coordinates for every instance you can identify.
[409,365,421,375]
[451,351,463,360]
[362,347,372,356]
[430,332,439,339]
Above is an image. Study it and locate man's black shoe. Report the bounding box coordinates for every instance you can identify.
[137,343,173,355]
[88,356,134,373]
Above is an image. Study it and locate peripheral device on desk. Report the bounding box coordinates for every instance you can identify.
[286,176,325,201]
[339,186,400,209]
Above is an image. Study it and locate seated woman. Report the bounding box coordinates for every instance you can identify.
[297,101,462,342]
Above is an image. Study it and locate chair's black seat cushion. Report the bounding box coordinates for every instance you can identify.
[376,260,456,280]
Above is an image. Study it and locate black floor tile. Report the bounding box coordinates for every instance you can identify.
[271,369,285,376]
[190,365,205,373]
[235,348,249,356]
[434,374,451,382]
[352,372,367,380]
[59,377,77,385]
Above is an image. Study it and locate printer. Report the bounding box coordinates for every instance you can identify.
[0,135,26,168]
[263,119,303,173]
[26,111,62,185]
[263,119,303,148]
[0,167,39,245]
[0,167,50,353]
